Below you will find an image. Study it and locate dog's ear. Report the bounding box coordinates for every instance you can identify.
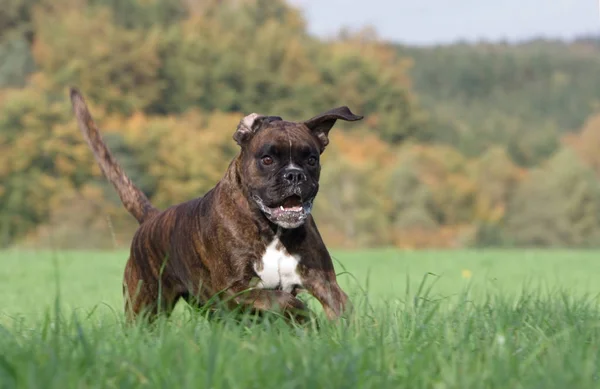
[303,106,363,152]
[233,113,283,146]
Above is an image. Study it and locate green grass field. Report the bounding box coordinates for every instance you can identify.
[1,249,600,388]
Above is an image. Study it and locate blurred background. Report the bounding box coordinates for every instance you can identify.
[0,0,599,251]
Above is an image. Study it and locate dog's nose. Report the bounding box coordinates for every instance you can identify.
[283,168,307,185]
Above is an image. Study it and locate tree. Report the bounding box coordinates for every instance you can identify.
[402,39,600,164]
[88,0,188,30]
[315,30,425,143]
[563,112,600,176]
[312,131,395,248]
[0,84,99,246]
[0,35,35,88]
[30,0,163,114]
[467,147,524,246]
[505,148,600,247]
[0,0,41,42]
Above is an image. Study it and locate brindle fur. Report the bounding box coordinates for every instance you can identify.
[69,87,363,323]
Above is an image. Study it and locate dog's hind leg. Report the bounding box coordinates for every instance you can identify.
[122,259,179,323]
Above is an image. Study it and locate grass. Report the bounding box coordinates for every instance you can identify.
[1,249,600,388]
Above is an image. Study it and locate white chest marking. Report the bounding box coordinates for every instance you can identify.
[254,237,302,293]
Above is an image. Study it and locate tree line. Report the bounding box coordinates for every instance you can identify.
[1,0,600,249]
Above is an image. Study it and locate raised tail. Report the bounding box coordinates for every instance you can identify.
[69,87,159,224]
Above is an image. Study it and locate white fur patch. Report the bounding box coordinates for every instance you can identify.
[254,236,302,293]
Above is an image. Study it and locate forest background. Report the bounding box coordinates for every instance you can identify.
[2,0,600,250]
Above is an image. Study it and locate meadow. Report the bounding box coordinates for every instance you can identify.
[1,249,600,388]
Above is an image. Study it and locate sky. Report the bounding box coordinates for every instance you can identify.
[289,0,600,46]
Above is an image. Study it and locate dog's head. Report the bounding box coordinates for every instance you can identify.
[234,107,363,229]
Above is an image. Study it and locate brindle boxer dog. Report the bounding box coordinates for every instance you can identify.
[69,87,363,324]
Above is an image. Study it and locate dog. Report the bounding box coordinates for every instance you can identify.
[69,87,363,323]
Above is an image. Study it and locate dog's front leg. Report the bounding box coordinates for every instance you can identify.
[224,284,310,323]
[302,273,351,320]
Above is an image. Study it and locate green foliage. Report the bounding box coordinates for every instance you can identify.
[0,35,35,87]
[88,0,188,29]
[153,0,315,115]
[313,132,393,247]
[1,0,600,249]
[0,0,40,41]
[3,251,600,388]
[404,40,600,164]
[31,1,164,114]
[0,0,427,248]
[0,86,98,246]
[3,290,600,389]
[387,161,437,230]
[505,148,600,247]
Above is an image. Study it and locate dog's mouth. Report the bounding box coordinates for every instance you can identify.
[253,194,313,229]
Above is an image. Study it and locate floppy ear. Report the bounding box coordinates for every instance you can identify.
[233,113,282,146]
[303,106,363,152]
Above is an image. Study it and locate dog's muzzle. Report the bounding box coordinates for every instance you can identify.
[252,194,314,229]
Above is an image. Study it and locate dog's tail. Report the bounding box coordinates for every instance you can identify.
[69,87,159,224]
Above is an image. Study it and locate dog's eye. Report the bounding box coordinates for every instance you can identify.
[261,156,274,166]
[307,156,317,166]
